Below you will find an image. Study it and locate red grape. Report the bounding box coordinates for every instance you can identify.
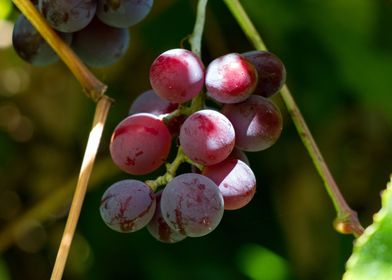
[203,158,256,210]
[222,95,283,152]
[100,180,156,233]
[110,113,172,175]
[129,89,178,116]
[149,48,205,103]
[179,109,235,166]
[160,173,224,237]
[206,53,258,104]
[147,191,187,243]
[243,50,286,97]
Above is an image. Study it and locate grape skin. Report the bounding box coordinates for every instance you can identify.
[160,173,224,237]
[72,17,129,68]
[206,53,258,104]
[100,180,156,233]
[179,109,235,166]
[147,191,187,243]
[203,158,256,210]
[129,89,178,116]
[222,95,283,152]
[12,13,72,66]
[110,113,172,175]
[97,0,153,28]
[39,0,96,33]
[149,48,205,104]
[243,50,286,98]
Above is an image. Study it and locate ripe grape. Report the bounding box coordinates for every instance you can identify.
[72,17,129,68]
[97,0,153,28]
[222,95,283,152]
[12,13,72,66]
[110,113,172,175]
[149,48,205,103]
[160,173,224,237]
[205,53,258,104]
[129,89,178,116]
[203,158,256,210]
[39,0,96,33]
[147,191,187,243]
[100,180,156,233]
[179,109,235,166]
[243,50,286,97]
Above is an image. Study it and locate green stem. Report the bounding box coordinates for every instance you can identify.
[223,0,364,237]
[11,0,107,101]
[189,0,208,57]
[145,147,187,191]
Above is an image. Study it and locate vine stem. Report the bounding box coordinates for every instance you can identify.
[51,96,112,280]
[11,0,114,277]
[223,0,364,237]
[11,0,107,101]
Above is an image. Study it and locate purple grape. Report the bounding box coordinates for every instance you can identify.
[243,50,286,97]
[72,17,129,68]
[39,0,96,32]
[129,89,178,116]
[100,180,156,233]
[222,95,283,152]
[12,13,72,66]
[147,191,187,243]
[203,158,256,210]
[149,48,205,103]
[110,113,172,175]
[97,0,153,28]
[160,173,224,237]
[206,53,258,104]
[179,109,235,166]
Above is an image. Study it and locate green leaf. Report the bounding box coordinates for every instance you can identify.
[344,176,392,280]
[0,0,12,20]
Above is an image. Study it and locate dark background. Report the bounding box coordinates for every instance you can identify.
[0,0,391,279]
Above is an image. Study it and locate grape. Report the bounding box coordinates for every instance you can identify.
[160,173,224,237]
[100,180,156,233]
[39,0,96,33]
[147,191,187,243]
[205,53,258,104]
[149,48,205,103]
[110,113,172,175]
[129,89,178,116]
[12,13,72,66]
[203,158,256,210]
[97,0,153,28]
[243,50,286,97]
[72,17,129,68]
[222,95,283,152]
[179,109,235,166]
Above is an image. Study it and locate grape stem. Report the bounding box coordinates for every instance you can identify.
[223,0,364,237]
[51,96,112,279]
[11,0,107,101]
[12,0,114,278]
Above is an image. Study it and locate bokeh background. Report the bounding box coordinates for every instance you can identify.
[0,0,392,279]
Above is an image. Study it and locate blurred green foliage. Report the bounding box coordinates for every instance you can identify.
[0,0,391,279]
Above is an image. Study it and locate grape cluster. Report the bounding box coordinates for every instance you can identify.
[101,48,286,243]
[12,0,153,67]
